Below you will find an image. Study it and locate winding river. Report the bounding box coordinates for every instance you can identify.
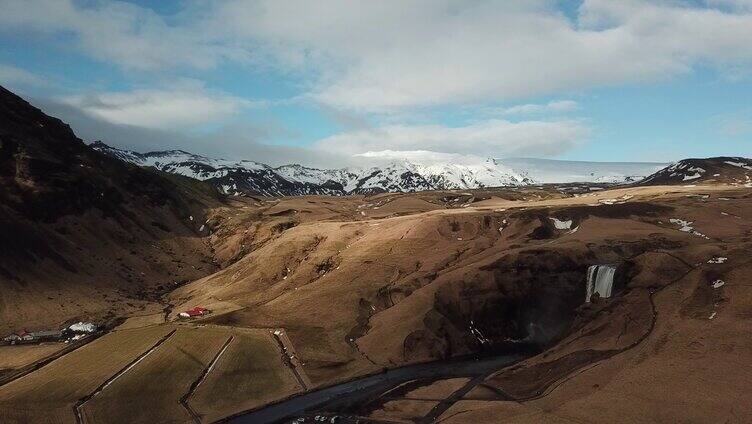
[227,348,534,424]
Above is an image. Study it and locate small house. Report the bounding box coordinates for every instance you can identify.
[179,306,209,318]
[19,331,34,342]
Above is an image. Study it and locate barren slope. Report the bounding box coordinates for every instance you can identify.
[170,183,752,424]
[0,85,222,333]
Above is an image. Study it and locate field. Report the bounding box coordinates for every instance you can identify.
[0,325,174,423]
[0,323,303,424]
[115,312,166,330]
[188,329,304,423]
[370,399,440,422]
[0,343,66,372]
[80,326,227,424]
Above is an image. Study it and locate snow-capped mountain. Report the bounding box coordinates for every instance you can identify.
[639,157,752,186]
[275,165,360,192]
[91,142,345,196]
[92,142,534,196]
[91,142,669,196]
[494,158,668,184]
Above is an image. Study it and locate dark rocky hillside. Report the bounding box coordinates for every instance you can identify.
[639,157,752,186]
[0,85,223,333]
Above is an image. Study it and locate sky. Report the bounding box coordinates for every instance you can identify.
[1,0,752,167]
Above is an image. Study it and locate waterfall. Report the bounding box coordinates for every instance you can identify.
[585,265,617,302]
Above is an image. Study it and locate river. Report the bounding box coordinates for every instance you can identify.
[227,347,535,424]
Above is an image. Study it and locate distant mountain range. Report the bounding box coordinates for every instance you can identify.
[91,142,671,196]
[490,157,668,184]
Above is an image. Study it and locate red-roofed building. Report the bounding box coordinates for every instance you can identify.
[179,306,209,318]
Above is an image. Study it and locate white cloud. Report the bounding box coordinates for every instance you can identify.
[496,100,580,116]
[5,0,752,164]
[355,150,494,166]
[205,0,752,111]
[314,119,591,158]
[4,1,752,112]
[37,97,349,168]
[0,64,46,87]
[59,80,253,130]
[0,0,245,71]
[705,0,752,12]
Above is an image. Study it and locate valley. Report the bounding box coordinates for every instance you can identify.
[3,181,751,423]
[4,1,752,422]
[1,85,751,423]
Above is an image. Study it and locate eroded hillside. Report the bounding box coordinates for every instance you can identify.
[163,184,752,424]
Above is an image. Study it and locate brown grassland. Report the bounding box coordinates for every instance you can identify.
[0,325,174,423]
[0,343,66,373]
[81,326,228,424]
[2,183,752,423]
[188,329,303,423]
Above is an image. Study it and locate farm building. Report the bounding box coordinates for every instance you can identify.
[2,333,22,344]
[67,322,97,334]
[29,330,63,341]
[60,322,98,341]
[178,306,210,318]
[2,329,63,345]
[2,330,34,344]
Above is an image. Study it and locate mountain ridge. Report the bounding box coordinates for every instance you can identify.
[91,142,670,196]
[639,156,752,186]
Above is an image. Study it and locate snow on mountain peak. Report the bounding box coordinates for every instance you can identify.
[92,142,668,196]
